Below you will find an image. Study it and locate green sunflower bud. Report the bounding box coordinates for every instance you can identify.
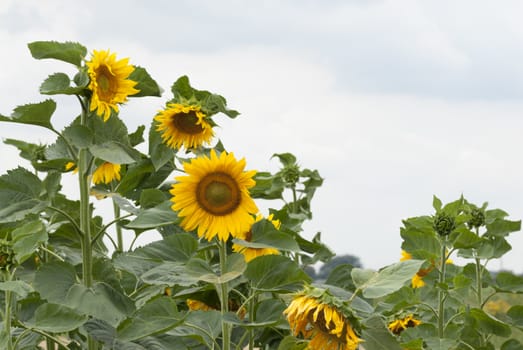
[0,240,15,271]
[467,208,485,229]
[281,164,300,186]
[433,212,456,236]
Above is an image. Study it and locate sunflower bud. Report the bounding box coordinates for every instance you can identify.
[0,240,15,271]
[281,164,300,186]
[467,208,485,229]
[433,212,456,236]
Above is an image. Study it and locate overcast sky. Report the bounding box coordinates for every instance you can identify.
[1,0,523,273]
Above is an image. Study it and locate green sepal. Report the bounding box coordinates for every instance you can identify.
[28,41,87,66]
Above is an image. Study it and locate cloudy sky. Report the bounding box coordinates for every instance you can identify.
[1,0,523,273]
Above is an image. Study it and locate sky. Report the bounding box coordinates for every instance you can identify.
[1,0,523,273]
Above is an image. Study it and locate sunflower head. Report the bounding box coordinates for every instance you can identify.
[86,49,139,121]
[232,214,281,262]
[155,103,214,150]
[467,207,485,229]
[388,314,421,335]
[400,250,412,261]
[92,162,121,184]
[284,287,363,350]
[170,149,259,241]
[432,212,456,236]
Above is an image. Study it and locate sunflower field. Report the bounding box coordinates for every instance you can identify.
[1,41,523,350]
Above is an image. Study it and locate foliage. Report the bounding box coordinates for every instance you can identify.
[0,41,521,350]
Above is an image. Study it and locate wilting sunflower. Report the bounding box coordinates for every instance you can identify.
[86,50,139,121]
[187,299,214,311]
[232,213,281,262]
[155,103,214,149]
[388,314,421,335]
[170,149,258,241]
[92,162,121,184]
[284,289,363,350]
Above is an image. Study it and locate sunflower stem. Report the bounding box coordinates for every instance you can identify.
[248,284,256,350]
[112,198,124,252]
[473,227,486,347]
[218,241,231,350]
[3,270,13,350]
[78,100,97,350]
[437,236,448,339]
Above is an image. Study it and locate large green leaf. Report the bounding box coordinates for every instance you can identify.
[486,218,521,237]
[33,260,78,302]
[84,319,147,350]
[28,303,88,333]
[496,272,523,293]
[129,66,162,97]
[11,220,48,263]
[125,200,179,229]
[232,219,300,252]
[169,310,222,346]
[0,280,33,298]
[186,254,246,284]
[502,339,523,350]
[352,260,424,299]
[0,167,47,223]
[90,141,141,164]
[148,120,175,171]
[117,297,183,342]
[507,305,523,327]
[244,255,311,292]
[40,72,84,95]
[468,308,511,337]
[28,41,87,66]
[62,124,94,149]
[141,262,199,287]
[0,100,56,130]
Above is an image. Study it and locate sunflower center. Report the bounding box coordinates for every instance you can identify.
[172,111,205,135]
[96,65,117,101]
[196,172,241,216]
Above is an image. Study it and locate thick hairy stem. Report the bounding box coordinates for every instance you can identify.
[437,237,448,338]
[218,241,231,350]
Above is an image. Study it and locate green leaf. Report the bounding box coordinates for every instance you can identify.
[496,272,523,293]
[0,167,47,223]
[250,172,284,199]
[65,282,135,327]
[28,303,88,333]
[148,120,175,170]
[11,220,48,263]
[272,153,297,167]
[125,200,179,229]
[129,66,162,97]
[89,141,141,164]
[117,297,183,342]
[432,195,442,211]
[84,319,148,350]
[361,316,402,350]
[277,336,308,350]
[244,255,311,292]
[452,228,483,249]
[186,254,246,284]
[169,310,222,346]
[0,100,56,130]
[507,305,523,327]
[502,339,523,350]
[129,125,145,147]
[232,219,300,252]
[33,261,78,303]
[40,72,84,95]
[0,280,33,298]
[63,124,94,149]
[468,308,511,337]
[486,218,521,237]
[141,262,199,287]
[353,260,424,299]
[28,41,87,66]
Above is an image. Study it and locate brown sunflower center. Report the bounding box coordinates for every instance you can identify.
[196,172,241,216]
[96,65,117,101]
[172,110,205,135]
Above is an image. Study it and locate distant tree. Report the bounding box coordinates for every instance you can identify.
[303,265,317,280]
[316,254,362,280]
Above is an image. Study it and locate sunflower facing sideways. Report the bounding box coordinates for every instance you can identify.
[92,162,121,184]
[86,50,139,121]
[284,288,363,350]
[170,149,258,241]
[155,103,214,150]
[232,213,281,262]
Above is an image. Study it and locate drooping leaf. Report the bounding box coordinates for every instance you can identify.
[244,255,311,292]
[148,119,175,171]
[0,167,47,223]
[28,41,87,66]
[11,219,48,263]
[0,280,34,298]
[186,254,246,284]
[467,308,511,337]
[117,297,183,342]
[129,66,162,97]
[28,303,88,333]
[0,100,56,130]
[352,260,424,299]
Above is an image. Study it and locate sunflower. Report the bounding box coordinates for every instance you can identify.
[284,291,362,350]
[232,213,281,262]
[388,314,421,335]
[65,162,78,173]
[170,149,258,241]
[187,299,214,311]
[154,103,214,150]
[400,250,452,288]
[86,50,139,121]
[92,162,121,184]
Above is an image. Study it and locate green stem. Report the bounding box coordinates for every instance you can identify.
[78,100,96,350]
[248,284,256,350]
[112,199,124,252]
[474,227,485,347]
[46,338,56,350]
[291,185,298,214]
[218,241,231,350]
[4,271,13,350]
[437,236,448,339]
